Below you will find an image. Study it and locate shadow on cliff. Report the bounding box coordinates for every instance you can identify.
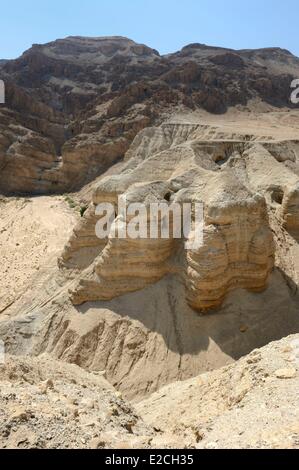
[76,267,299,362]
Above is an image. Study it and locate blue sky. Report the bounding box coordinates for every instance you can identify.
[1,0,298,59]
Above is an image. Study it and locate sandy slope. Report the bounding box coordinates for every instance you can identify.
[0,196,78,314]
[170,106,299,141]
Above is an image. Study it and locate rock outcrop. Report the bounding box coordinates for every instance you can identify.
[61,123,279,311]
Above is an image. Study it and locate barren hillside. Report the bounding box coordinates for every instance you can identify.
[0,335,298,449]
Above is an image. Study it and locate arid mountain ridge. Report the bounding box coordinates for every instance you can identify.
[0,36,299,194]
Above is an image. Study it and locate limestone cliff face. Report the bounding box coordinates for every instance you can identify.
[186,196,275,310]
[60,123,280,312]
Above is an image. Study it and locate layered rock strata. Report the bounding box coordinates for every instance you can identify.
[61,123,278,311]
